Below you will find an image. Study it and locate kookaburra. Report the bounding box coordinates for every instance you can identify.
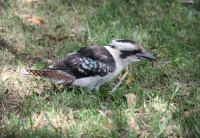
[21,39,156,92]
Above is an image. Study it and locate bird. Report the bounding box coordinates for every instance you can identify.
[20,39,156,92]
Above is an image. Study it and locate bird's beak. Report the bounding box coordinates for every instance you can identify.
[136,52,156,61]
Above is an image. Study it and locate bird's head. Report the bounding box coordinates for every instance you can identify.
[109,39,156,65]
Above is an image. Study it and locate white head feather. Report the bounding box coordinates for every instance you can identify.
[110,39,144,52]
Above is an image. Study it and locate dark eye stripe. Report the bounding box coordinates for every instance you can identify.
[109,44,115,48]
[120,50,141,59]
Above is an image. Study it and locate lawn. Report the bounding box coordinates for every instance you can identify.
[0,0,200,137]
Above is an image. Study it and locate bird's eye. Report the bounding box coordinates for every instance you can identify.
[109,45,115,48]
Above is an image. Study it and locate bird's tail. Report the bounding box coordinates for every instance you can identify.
[20,69,75,84]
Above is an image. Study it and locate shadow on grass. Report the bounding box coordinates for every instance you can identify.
[0,127,63,138]
[173,109,200,137]
[0,37,19,59]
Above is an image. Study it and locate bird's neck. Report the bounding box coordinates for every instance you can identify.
[104,46,138,68]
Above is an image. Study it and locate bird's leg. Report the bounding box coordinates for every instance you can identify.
[51,83,57,91]
[109,66,129,94]
[94,85,100,92]
[86,86,94,93]
[86,82,101,93]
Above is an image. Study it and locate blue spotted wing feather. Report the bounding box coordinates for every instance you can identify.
[48,46,116,79]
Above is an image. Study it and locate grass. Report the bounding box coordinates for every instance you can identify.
[0,0,200,137]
